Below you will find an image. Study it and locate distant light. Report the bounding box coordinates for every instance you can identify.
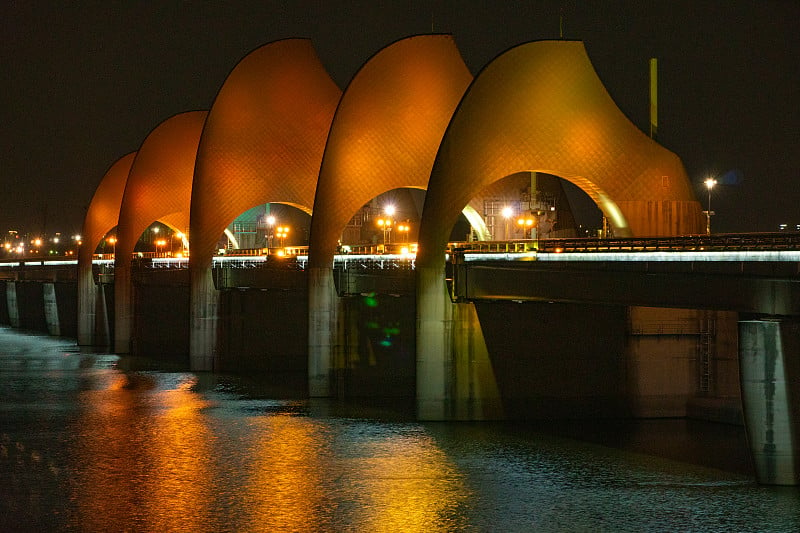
[704,177,717,190]
[384,205,396,216]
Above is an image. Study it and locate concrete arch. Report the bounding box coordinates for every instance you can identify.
[416,40,704,420]
[115,111,208,353]
[307,34,473,396]
[418,40,703,271]
[77,152,136,346]
[189,39,341,370]
[308,34,472,268]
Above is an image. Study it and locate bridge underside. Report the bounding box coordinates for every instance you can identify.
[453,261,800,316]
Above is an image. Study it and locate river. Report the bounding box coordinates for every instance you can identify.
[1,327,799,532]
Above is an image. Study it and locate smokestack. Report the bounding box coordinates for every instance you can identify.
[649,58,658,139]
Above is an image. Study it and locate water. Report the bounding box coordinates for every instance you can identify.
[2,327,799,532]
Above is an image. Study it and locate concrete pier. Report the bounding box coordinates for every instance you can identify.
[308,267,336,397]
[189,267,219,371]
[739,319,800,485]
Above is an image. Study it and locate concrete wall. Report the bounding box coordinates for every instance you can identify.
[0,281,9,325]
[627,306,741,422]
[132,276,190,366]
[218,288,308,376]
[474,301,631,419]
[334,293,416,400]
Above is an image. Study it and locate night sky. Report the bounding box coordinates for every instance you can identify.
[2,1,798,236]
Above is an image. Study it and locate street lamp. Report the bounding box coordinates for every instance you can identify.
[396,222,410,243]
[107,236,117,257]
[501,206,513,240]
[275,226,289,247]
[174,232,185,256]
[376,217,393,244]
[516,214,536,239]
[704,177,717,235]
[265,215,276,247]
[376,205,398,245]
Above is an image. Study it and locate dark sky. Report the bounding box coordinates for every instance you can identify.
[2,0,798,236]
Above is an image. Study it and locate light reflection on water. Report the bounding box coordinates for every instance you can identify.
[1,329,799,532]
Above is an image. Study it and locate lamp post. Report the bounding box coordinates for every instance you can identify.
[266,215,276,247]
[107,236,117,257]
[704,177,717,235]
[502,206,513,240]
[516,214,535,239]
[376,217,393,244]
[174,232,184,256]
[276,226,289,247]
[396,222,410,243]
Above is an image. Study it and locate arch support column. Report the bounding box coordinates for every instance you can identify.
[189,267,219,371]
[77,265,96,345]
[113,264,132,354]
[6,281,19,328]
[42,282,60,336]
[308,267,337,397]
[739,319,800,485]
[416,266,454,420]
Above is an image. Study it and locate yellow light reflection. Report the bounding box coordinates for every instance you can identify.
[348,432,470,531]
[70,373,213,532]
[241,416,326,531]
[144,382,214,531]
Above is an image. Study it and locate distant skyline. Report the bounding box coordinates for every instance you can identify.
[2,1,798,235]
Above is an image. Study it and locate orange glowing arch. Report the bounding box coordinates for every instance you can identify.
[308,34,472,268]
[190,39,341,269]
[114,111,207,353]
[188,39,341,369]
[77,152,136,345]
[418,40,703,269]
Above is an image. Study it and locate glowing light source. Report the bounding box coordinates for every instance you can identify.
[703,177,717,235]
[516,214,536,239]
[376,217,394,244]
[275,226,290,247]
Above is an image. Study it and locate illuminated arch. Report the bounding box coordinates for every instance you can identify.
[415,40,704,420]
[77,152,136,346]
[190,39,341,268]
[308,34,472,268]
[306,34,473,396]
[189,39,341,369]
[114,111,207,353]
[418,40,703,270]
[461,205,490,241]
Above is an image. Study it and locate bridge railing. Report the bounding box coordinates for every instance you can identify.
[537,233,800,253]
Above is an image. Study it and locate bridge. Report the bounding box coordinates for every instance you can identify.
[4,34,800,486]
